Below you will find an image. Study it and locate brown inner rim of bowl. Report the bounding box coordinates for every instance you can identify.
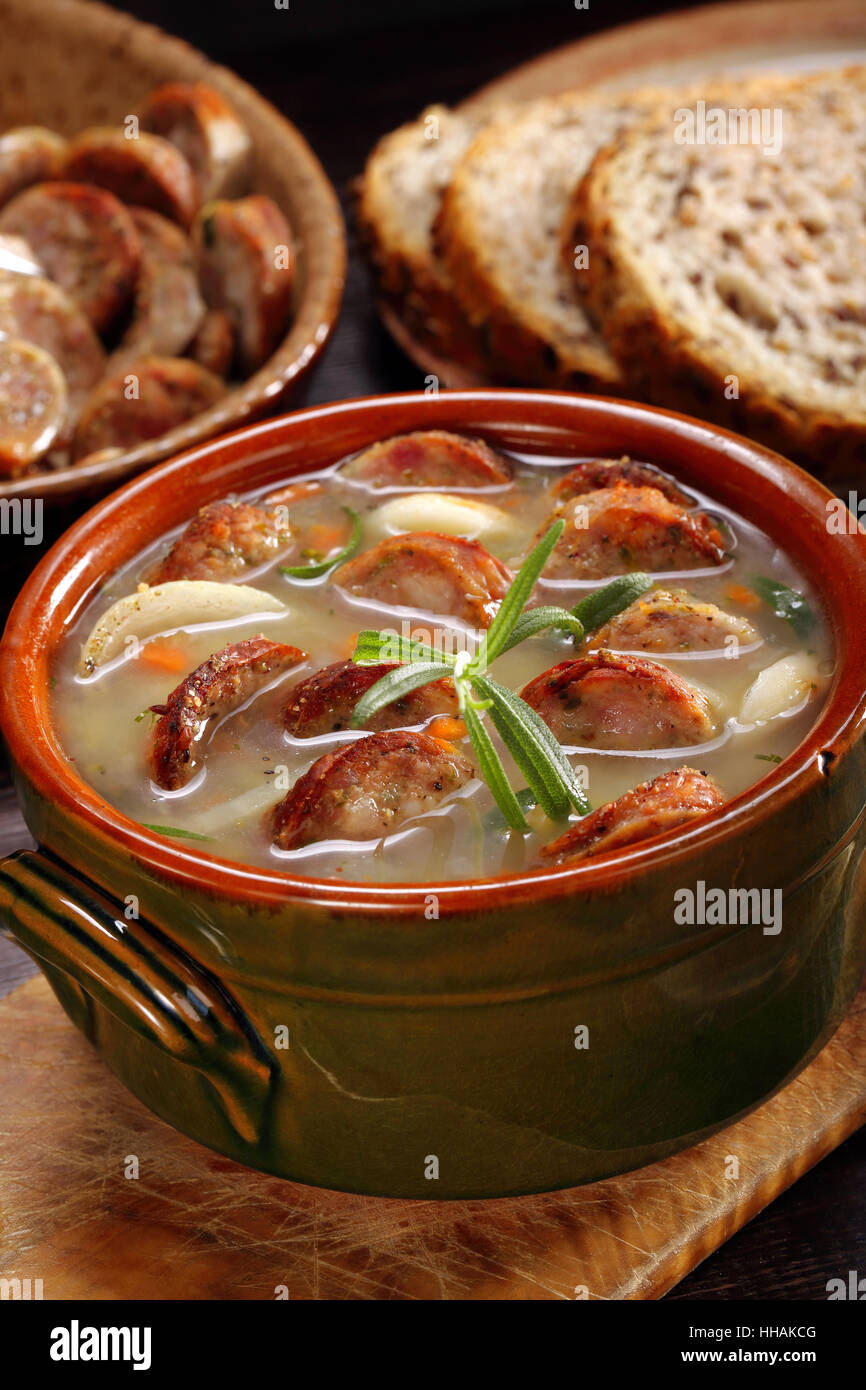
[3,390,866,911]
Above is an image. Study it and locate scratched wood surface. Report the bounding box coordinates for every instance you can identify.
[0,971,863,1300]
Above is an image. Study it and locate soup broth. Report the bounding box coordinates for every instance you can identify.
[52,442,833,883]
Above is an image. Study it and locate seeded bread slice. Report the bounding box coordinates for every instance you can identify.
[567,67,866,475]
[434,91,666,390]
[356,104,494,370]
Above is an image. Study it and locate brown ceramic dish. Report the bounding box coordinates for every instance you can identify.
[0,0,346,506]
[1,390,866,1199]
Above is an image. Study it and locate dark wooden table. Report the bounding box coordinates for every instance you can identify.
[1,0,863,1301]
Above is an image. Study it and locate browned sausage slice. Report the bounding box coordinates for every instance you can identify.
[541,767,725,863]
[0,272,105,442]
[0,127,67,209]
[149,635,306,790]
[142,82,253,201]
[0,337,67,476]
[192,195,294,373]
[116,208,205,358]
[0,182,140,331]
[188,308,234,377]
[533,484,727,579]
[146,483,361,584]
[340,430,513,489]
[334,531,512,627]
[589,588,758,653]
[284,659,458,737]
[72,355,225,461]
[520,651,714,749]
[271,730,475,849]
[61,128,200,228]
[145,499,292,584]
[551,456,694,506]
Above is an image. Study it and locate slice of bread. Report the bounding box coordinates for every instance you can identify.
[434,91,663,390]
[356,104,492,370]
[567,68,866,475]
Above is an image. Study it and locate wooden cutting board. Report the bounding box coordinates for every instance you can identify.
[0,970,863,1300]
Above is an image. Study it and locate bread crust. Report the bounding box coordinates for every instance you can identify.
[566,68,866,477]
[355,106,490,371]
[433,92,671,390]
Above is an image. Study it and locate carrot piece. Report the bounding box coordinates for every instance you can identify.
[307,522,349,552]
[140,643,189,672]
[427,715,467,743]
[725,583,761,608]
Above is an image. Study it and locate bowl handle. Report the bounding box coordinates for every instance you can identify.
[0,848,276,1146]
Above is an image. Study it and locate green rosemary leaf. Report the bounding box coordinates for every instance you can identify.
[351,629,458,667]
[473,676,568,819]
[348,661,452,729]
[483,787,537,831]
[572,572,653,635]
[475,519,565,669]
[473,675,591,816]
[461,701,529,832]
[498,605,584,654]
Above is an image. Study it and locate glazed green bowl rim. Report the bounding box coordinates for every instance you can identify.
[2,388,865,913]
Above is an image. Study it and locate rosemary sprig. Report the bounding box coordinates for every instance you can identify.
[348,522,652,831]
[573,572,653,633]
[350,661,457,728]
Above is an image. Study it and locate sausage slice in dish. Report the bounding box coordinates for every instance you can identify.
[272,729,474,849]
[149,635,306,790]
[541,767,725,862]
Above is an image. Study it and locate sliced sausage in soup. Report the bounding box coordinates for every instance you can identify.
[541,767,725,863]
[334,531,512,627]
[589,588,758,653]
[271,730,475,849]
[150,635,306,790]
[551,456,694,507]
[520,651,715,749]
[339,429,513,489]
[149,486,360,583]
[145,499,293,584]
[284,659,458,737]
[535,484,727,579]
[51,440,829,882]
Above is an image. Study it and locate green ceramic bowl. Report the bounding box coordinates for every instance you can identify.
[2,391,865,1198]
